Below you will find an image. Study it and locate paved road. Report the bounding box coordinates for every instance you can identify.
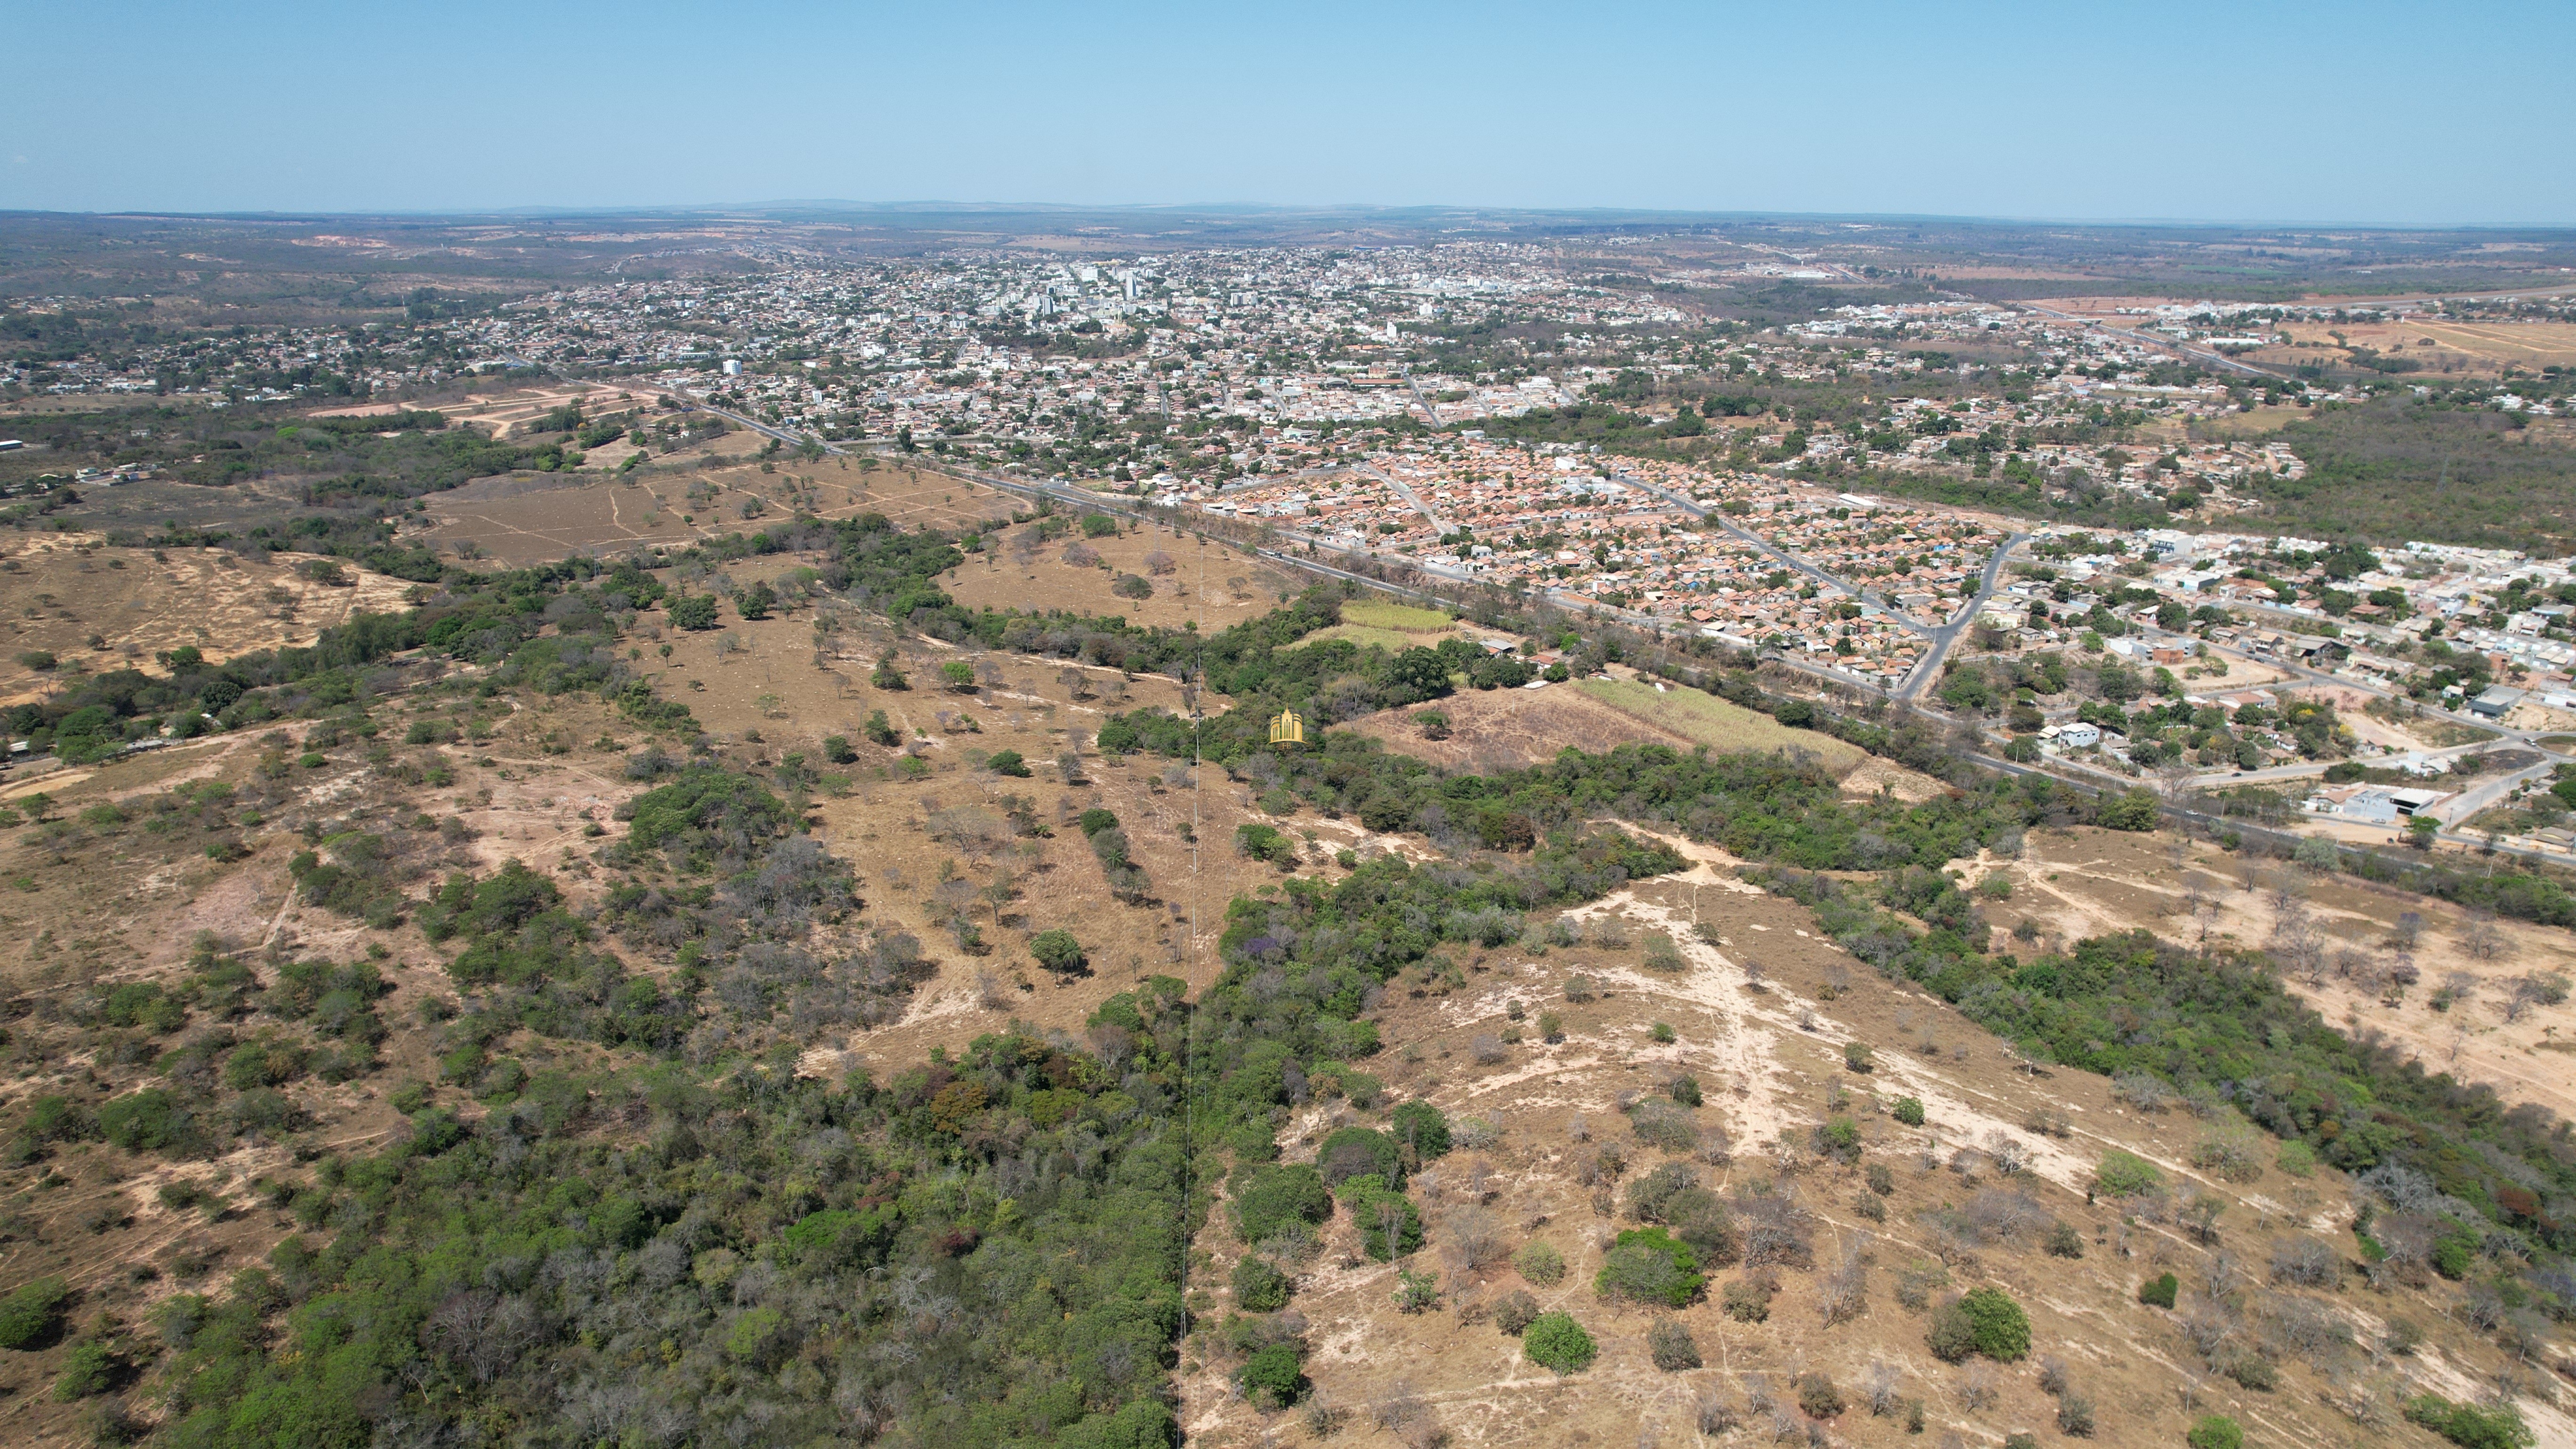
[1358,462,1455,536]
[2018,305,2282,380]
[1400,366,1443,427]
[1896,531,2029,700]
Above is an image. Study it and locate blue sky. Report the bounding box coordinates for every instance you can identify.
[4,0,2568,224]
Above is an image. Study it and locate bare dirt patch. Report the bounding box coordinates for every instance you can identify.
[1343,684,1692,773]
[943,518,1295,631]
[1986,826,2576,1122]
[0,535,414,705]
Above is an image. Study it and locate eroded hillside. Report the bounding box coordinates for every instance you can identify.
[0,523,2570,1449]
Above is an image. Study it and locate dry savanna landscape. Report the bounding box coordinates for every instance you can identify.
[0,523,2572,1449]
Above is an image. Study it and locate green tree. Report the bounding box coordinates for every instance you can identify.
[1030,930,1086,976]
[667,594,720,630]
[0,1278,68,1350]
[1522,1312,1596,1373]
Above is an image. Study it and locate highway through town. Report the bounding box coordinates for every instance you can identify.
[585,368,2576,866]
[1894,531,2030,700]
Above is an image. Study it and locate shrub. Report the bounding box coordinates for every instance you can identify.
[1389,1100,1451,1160]
[1340,1176,1423,1261]
[1930,1288,2029,1362]
[1630,1098,1699,1153]
[2269,1236,2337,1288]
[2433,1229,2477,1280]
[1843,1040,1874,1072]
[1594,1226,1704,1307]
[1958,1288,2030,1360]
[2404,1394,2536,1449]
[1232,1256,1291,1312]
[1626,1161,1701,1223]
[1317,1127,1402,1188]
[1722,1277,1773,1322]
[0,1278,69,1350]
[1642,932,1685,973]
[1233,1165,1331,1245]
[53,1341,116,1400]
[1392,1266,1441,1314]
[1892,1096,1925,1127]
[1029,929,1087,976]
[1493,1288,1540,1335]
[97,1089,187,1153]
[2138,1272,2178,1309]
[1815,1116,1862,1162]
[1648,1317,1700,1371]
[1797,1370,1845,1418]
[1513,1240,1564,1286]
[2045,1221,2084,1258]
[2094,1149,2161,1197]
[1669,1074,1701,1106]
[984,749,1030,777]
[1238,1341,1307,1410]
[821,734,857,764]
[2057,1388,2096,1437]
[1236,822,1296,864]
[2186,1417,2244,1449]
[1521,1312,1595,1373]
[2274,1139,2317,1177]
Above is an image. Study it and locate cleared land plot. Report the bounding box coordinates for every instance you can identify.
[417,451,1002,567]
[1343,683,1691,772]
[1305,596,1468,652]
[1577,676,1869,774]
[2240,320,2576,377]
[0,535,414,705]
[946,520,1293,631]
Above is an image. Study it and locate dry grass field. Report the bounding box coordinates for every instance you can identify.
[1174,836,2572,1449]
[0,534,415,706]
[1305,597,1471,653]
[414,445,1015,566]
[943,517,1296,631]
[1343,684,1695,773]
[1578,677,1872,775]
[2240,320,2576,378]
[1980,825,2576,1125]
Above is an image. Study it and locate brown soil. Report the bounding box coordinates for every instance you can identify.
[1341,686,1693,773]
[415,446,1012,567]
[1983,826,2576,1123]
[941,521,1297,632]
[0,536,415,706]
[1175,853,2555,1448]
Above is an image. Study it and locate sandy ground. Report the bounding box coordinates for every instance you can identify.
[1177,835,2570,1449]
[1984,826,2576,1124]
[0,536,416,705]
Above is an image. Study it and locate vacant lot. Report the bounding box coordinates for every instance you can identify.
[1306,596,1468,652]
[2244,319,2576,377]
[417,450,1010,566]
[945,516,1295,631]
[0,534,415,704]
[1343,683,1693,772]
[1578,677,1870,774]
